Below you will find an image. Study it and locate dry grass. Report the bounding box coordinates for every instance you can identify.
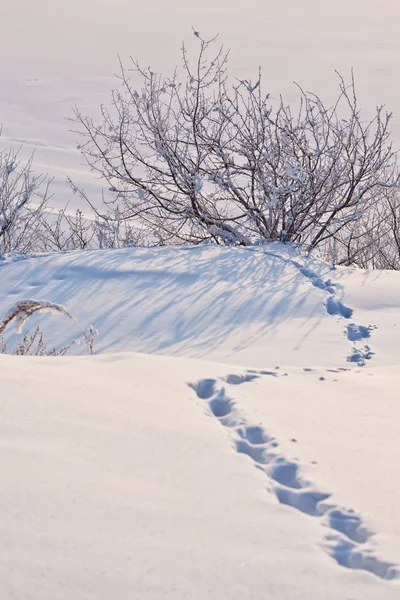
[0,299,97,355]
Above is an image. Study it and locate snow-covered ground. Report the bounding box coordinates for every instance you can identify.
[2,2,400,594]
[1,244,399,367]
[2,1,400,208]
[1,244,400,598]
[1,353,400,600]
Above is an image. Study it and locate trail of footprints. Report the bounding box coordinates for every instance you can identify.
[189,373,399,581]
[290,260,375,366]
[262,250,376,366]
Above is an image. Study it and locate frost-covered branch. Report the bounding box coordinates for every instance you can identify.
[0,147,51,253]
[71,33,400,264]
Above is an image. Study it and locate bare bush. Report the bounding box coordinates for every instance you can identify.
[39,206,96,252]
[72,32,400,263]
[0,146,51,253]
[0,143,102,254]
[2,35,400,268]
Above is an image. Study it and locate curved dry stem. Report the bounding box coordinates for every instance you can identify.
[0,299,96,355]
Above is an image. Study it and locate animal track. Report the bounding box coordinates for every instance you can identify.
[267,459,304,489]
[189,374,398,581]
[189,378,217,399]
[289,259,353,320]
[262,250,376,364]
[347,345,374,366]
[345,324,376,366]
[291,260,378,365]
[326,297,353,319]
[292,262,337,295]
[235,438,271,464]
[237,425,272,445]
[325,535,399,580]
[346,323,373,342]
[225,373,260,385]
[275,486,331,516]
[326,508,370,544]
[209,391,234,418]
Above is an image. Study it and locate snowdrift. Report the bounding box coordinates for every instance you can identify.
[1,244,399,368]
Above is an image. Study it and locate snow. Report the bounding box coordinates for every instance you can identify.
[2,353,400,599]
[2,2,400,594]
[2,1,400,208]
[1,244,399,367]
[199,366,400,574]
[1,243,400,598]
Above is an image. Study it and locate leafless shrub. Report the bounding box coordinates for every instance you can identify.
[0,299,98,355]
[39,206,96,252]
[0,141,101,254]
[72,32,400,264]
[67,186,148,249]
[0,146,51,253]
[3,35,400,268]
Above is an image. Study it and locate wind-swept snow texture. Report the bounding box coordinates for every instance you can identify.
[1,244,399,368]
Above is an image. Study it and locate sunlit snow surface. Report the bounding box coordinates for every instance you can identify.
[2,3,400,596]
[2,244,400,597]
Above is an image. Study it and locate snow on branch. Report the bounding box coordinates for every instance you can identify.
[70,32,400,267]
